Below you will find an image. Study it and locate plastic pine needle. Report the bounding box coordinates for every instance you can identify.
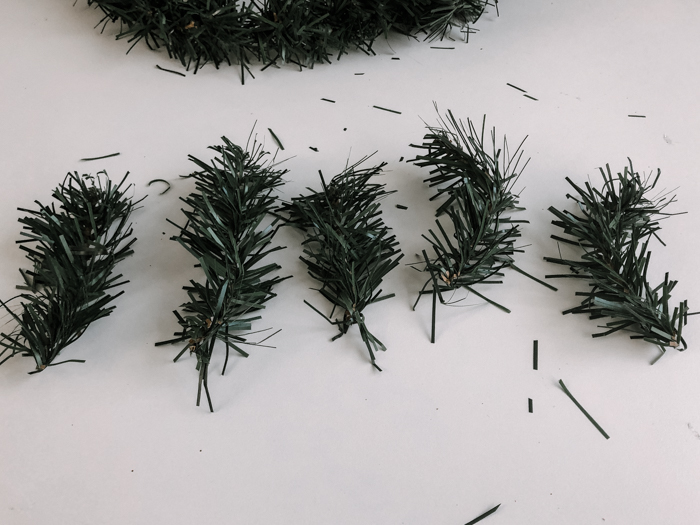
[156,64,186,76]
[147,179,171,195]
[373,105,402,114]
[464,503,501,525]
[268,128,284,150]
[559,380,610,439]
[80,152,120,161]
[533,340,538,370]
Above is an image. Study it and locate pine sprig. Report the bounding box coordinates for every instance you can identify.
[86,0,494,81]
[0,172,139,372]
[280,157,403,371]
[156,136,289,411]
[411,110,554,342]
[545,161,690,354]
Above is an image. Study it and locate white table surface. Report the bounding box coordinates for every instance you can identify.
[1,1,699,524]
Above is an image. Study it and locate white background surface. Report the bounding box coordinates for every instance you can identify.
[1,1,700,524]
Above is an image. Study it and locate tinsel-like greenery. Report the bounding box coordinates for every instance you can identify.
[545,161,690,355]
[86,0,495,81]
[280,157,403,371]
[156,136,289,411]
[0,172,139,372]
[411,110,555,342]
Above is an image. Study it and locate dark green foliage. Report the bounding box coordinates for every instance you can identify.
[86,0,494,81]
[156,136,289,411]
[411,110,554,342]
[0,172,139,372]
[545,161,690,355]
[280,157,403,371]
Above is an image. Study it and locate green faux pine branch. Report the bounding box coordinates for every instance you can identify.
[156,136,289,411]
[545,161,690,355]
[86,0,495,81]
[0,172,139,372]
[280,157,403,371]
[411,110,555,343]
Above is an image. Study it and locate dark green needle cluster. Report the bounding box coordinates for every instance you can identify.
[156,137,289,411]
[281,157,403,371]
[86,0,494,81]
[545,161,690,355]
[0,172,139,372]
[411,110,554,342]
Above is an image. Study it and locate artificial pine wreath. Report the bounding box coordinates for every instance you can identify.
[156,136,289,411]
[280,156,403,371]
[411,110,555,342]
[0,172,139,372]
[87,0,495,81]
[545,161,691,356]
